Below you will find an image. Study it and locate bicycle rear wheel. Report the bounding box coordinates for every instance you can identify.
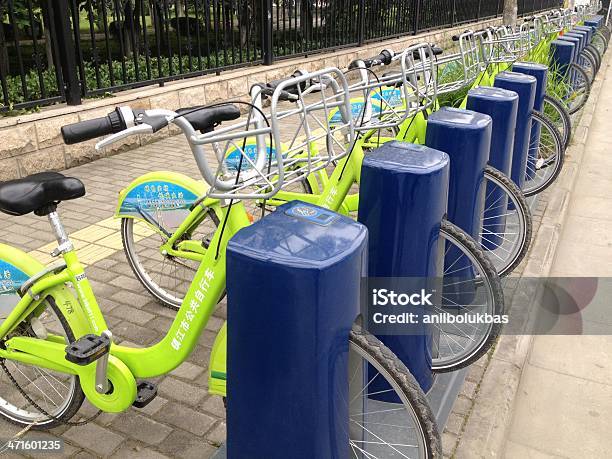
[434,219,504,372]
[348,325,441,458]
[0,298,84,429]
[543,95,571,150]
[522,111,565,197]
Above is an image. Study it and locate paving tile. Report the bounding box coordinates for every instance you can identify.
[111,413,172,445]
[110,442,171,459]
[63,423,125,457]
[154,402,215,437]
[158,378,208,406]
[508,364,612,458]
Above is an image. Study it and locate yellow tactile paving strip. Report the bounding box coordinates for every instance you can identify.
[28,217,157,266]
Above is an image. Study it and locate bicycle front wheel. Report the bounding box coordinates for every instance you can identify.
[121,209,220,310]
[522,111,565,197]
[480,166,532,277]
[563,63,591,115]
[578,49,597,84]
[348,325,441,458]
[543,94,571,150]
[591,31,608,56]
[435,219,504,372]
[585,44,602,71]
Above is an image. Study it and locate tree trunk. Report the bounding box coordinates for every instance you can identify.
[239,0,249,48]
[503,0,517,27]
[39,4,53,66]
[300,0,313,42]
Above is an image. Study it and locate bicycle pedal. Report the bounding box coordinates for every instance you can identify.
[133,381,157,408]
[65,333,111,366]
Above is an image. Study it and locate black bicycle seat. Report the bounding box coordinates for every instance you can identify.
[0,172,85,216]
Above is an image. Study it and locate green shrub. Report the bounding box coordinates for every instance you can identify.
[1,52,258,115]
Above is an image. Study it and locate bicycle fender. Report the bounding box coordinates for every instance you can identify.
[115,171,212,221]
[208,321,227,397]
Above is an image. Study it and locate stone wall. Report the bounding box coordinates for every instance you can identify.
[0,17,501,181]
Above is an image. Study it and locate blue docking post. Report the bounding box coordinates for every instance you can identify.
[558,35,581,63]
[466,87,518,249]
[512,63,548,181]
[358,141,449,393]
[494,71,537,189]
[574,25,593,43]
[425,107,492,243]
[564,31,586,52]
[425,108,492,306]
[549,39,576,76]
[585,18,602,30]
[226,201,368,459]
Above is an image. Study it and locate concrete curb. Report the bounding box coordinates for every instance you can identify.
[453,49,612,459]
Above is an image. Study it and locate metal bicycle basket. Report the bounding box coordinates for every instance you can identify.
[434,31,481,95]
[189,68,354,200]
[338,43,438,134]
[479,25,531,65]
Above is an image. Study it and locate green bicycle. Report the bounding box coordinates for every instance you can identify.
[0,69,443,457]
[116,49,505,373]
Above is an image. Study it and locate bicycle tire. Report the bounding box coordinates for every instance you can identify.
[564,63,591,115]
[543,94,572,150]
[578,49,597,84]
[585,44,602,71]
[0,297,85,429]
[122,178,313,310]
[349,325,442,458]
[591,31,607,56]
[122,209,221,310]
[522,110,565,197]
[434,219,504,372]
[481,166,532,277]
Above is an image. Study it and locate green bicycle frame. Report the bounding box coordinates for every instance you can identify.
[0,201,250,412]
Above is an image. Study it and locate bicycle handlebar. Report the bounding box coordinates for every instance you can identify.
[252,69,308,101]
[349,49,394,69]
[61,108,128,145]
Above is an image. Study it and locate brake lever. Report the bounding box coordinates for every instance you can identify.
[95,124,154,151]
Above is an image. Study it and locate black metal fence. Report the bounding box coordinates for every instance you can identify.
[0,0,562,112]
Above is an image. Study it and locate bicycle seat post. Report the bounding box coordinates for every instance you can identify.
[47,210,74,257]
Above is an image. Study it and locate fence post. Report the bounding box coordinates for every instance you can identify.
[412,0,421,35]
[261,0,274,65]
[50,0,81,105]
[357,0,365,46]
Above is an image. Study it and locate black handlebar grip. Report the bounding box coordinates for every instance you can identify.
[452,35,460,41]
[266,70,309,95]
[432,45,443,56]
[61,108,126,145]
[373,49,394,65]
